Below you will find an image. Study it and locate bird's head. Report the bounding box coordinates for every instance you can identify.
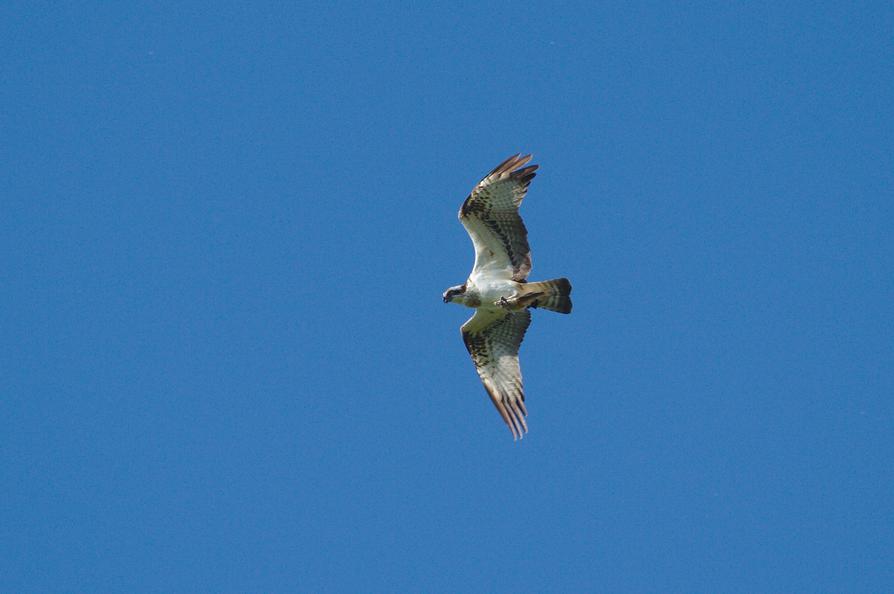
[443,284,466,304]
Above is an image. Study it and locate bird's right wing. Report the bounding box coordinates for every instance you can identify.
[458,154,537,283]
[461,307,532,439]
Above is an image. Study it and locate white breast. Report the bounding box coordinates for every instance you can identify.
[471,277,518,305]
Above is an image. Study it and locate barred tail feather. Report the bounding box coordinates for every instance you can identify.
[525,277,572,313]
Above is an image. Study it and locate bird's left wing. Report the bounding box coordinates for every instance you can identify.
[461,308,532,439]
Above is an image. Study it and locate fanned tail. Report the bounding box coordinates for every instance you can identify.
[524,278,572,313]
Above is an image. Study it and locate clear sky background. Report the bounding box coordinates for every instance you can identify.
[3,3,892,592]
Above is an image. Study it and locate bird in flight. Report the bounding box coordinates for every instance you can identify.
[443,154,572,439]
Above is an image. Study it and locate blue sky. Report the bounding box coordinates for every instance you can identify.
[3,3,892,592]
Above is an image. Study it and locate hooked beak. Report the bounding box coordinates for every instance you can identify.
[443,294,450,303]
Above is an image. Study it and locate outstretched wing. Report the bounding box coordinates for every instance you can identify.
[459,154,537,282]
[461,308,532,439]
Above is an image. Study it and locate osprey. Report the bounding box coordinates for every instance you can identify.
[443,154,572,439]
